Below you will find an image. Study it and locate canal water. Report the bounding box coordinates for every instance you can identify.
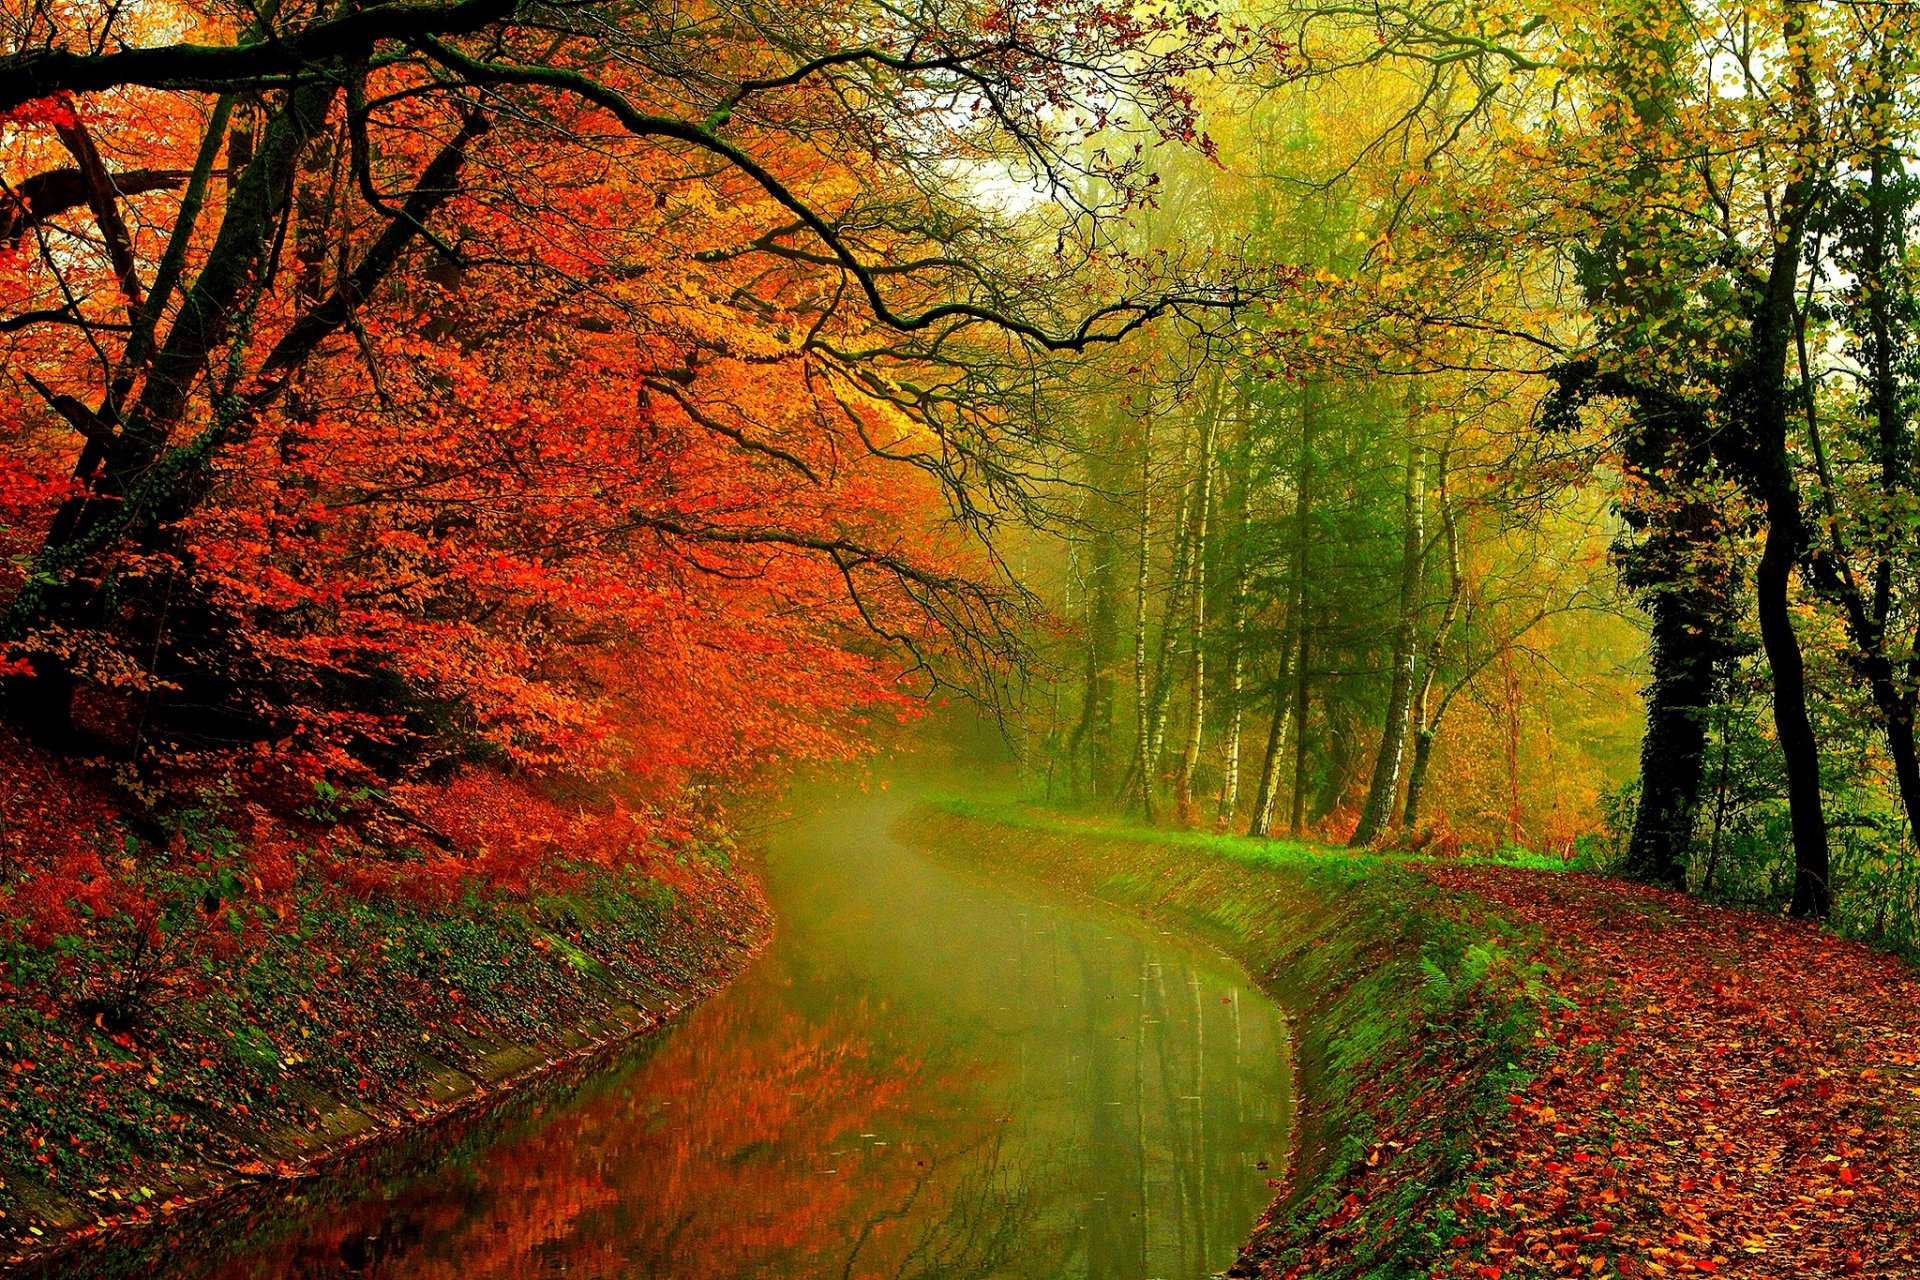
[49,797,1292,1279]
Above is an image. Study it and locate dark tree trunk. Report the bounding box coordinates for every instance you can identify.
[1402,727,1436,829]
[1250,383,1316,838]
[1309,710,1353,826]
[1288,626,1312,837]
[4,89,486,756]
[1799,127,1920,858]
[1717,15,1827,917]
[1623,593,1718,887]
[1755,483,1830,917]
[1352,437,1424,845]
[1883,704,1920,851]
[1753,4,1829,918]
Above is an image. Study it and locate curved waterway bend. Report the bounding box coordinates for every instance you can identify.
[79,797,1293,1279]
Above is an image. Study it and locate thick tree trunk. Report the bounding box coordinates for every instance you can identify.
[6,93,485,751]
[1623,593,1718,887]
[1352,438,1425,845]
[6,83,338,738]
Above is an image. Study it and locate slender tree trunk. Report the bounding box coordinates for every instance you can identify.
[1501,643,1524,846]
[1308,700,1351,825]
[1402,728,1437,830]
[1069,434,1125,802]
[1131,404,1157,821]
[1798,338,1920,865]
[1070,618,1105,800]
[1756,480,1829,916]
[1352,434,1426,845]
[1285,386,1320,838]
[1245,661,1292,837]
[1288,623,1312,837]
[1218,563,1249,825]
[1146,405,1213,767]
[1175,425,1217,825]
[1752,0,1829,918]
[1402,453,1461,829]
[1249,383,1316,838]
[1883,713,1920,852]
[1798,124,1920,857]
[1215,387,1253,827]
[1701,698,1736,896]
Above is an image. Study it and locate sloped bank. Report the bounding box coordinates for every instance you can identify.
[0,845,768,1276]
[906,798,1556,1280]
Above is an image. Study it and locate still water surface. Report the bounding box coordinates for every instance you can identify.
[58,797,1292,1279]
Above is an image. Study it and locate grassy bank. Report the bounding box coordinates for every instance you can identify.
[907,796,1565,1280]
[0,819,767,1271]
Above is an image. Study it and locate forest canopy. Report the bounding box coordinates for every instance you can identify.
[2,0,1919,947]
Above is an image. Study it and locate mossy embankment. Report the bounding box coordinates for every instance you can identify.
[914,795,1920,1279]
[0,838,768,1274]
[907,796,1560,1280]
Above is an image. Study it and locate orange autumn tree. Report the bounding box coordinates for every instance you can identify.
[0,0,1268,833]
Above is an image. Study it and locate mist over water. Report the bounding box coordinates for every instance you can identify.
[57,792,1291,1279]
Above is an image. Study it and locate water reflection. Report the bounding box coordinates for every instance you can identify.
[46,797,1291,1279]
